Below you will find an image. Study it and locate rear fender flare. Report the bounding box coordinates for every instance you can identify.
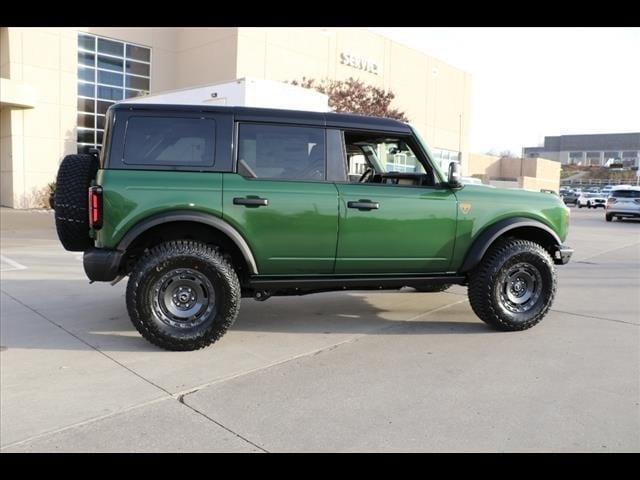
[116,210,258,275]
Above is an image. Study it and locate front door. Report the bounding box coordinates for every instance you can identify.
[223,123,339,275]
[334,132,458,274]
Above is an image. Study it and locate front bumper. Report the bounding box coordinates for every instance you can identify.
[553,245,574,265]
[83,248,124,282]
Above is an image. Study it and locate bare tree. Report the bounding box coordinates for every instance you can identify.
[290,77,409,122]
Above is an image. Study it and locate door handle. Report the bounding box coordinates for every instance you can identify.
[233,197,269,207]
[347,200,379,211]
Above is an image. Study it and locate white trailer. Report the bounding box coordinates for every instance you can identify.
[121,77,329,112]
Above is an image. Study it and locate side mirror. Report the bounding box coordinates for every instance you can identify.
[89,147,101,157]
[447,161,463,189]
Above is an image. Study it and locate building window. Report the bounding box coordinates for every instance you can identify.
[77,32,151,155]
[622,151,638,158]
[431,148,461,171]
[568,152,583,165]
[604,151,620,160]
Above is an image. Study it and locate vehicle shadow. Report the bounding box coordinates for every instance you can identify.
[0,279,489,353]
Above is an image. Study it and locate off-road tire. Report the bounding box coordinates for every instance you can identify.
[54,154,99,251]
[126,240,241,351]
[468,238,557,331]
[412,284,452,293]
[606,213,613,222]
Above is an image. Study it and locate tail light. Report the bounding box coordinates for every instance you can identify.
[88,186,103,229]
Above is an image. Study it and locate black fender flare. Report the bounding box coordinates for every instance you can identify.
[116,210,259,275]
[459,217,562,273]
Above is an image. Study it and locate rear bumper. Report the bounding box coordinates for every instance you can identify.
[553,244,574,265]
[606,206,640,216]
[83,248,123,282]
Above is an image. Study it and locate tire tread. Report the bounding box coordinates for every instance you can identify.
[126,240,240,351]
[468,238,557,331]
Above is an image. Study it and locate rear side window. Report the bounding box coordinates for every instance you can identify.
[123,116,215,167]
[611,189,640,198]
[238,124,325,181]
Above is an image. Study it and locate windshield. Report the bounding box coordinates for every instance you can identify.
[409,125,446,183]
[611,189,640,198]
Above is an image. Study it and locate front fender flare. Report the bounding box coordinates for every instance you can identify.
[459,217,562,273]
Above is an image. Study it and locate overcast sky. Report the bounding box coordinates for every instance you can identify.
[370,27,640,155]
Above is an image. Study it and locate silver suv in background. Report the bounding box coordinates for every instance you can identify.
[605,186,640,221]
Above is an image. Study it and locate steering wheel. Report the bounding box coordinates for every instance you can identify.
[358,168,374,183]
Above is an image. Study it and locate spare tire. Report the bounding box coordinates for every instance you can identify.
[54,154,100,251]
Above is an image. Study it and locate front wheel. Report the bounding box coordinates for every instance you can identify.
[126,240,241,351]
[468,238,557,331]
[606,213,613,222]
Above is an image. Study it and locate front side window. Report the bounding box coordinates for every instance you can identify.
[237,124,326,181]
[77,32,151,155]
[343,131,435,186]
[123,117,215,167]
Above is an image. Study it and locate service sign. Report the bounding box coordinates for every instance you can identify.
[340,52,380,75]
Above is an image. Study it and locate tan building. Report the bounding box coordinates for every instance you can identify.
[1,27,472,208]
[467,153,561,193]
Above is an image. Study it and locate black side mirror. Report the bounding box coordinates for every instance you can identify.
[447,161,463,189]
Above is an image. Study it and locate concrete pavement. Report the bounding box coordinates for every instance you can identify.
[1,206,638,452]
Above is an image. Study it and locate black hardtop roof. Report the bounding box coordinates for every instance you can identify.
[111,103,412,133]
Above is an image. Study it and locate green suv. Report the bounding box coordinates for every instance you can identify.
[54,104,573,351]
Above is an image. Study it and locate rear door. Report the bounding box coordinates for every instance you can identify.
[222,122,339,275]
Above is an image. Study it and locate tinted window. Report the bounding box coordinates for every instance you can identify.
[126,44,151,62]
[98,38,124,57]
[123,116,215,167]
[125,60,150,77]
[611,189,640,198]
[238,124,325,181]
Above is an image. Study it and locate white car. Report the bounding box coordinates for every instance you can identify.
[605,185,640,221]
[600,186,614,197]
[577,192,607,209]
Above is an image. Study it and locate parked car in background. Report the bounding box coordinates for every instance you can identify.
[577,192,607,209]
[562,190,580,206]
[605,186,640,221]
[600,186,614,197]
[540,189,558,196]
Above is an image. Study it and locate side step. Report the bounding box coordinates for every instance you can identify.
[248,275,466,291]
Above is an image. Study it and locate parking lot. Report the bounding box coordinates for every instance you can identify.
[1,206,638,452]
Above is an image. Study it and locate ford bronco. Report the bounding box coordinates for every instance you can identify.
[54,104,573,351]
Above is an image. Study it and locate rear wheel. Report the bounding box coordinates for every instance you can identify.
[606,213,613,222]
[468,238,557,331]
[126,240,241,351]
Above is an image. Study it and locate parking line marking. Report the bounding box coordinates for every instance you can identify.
[0,255,27,272]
